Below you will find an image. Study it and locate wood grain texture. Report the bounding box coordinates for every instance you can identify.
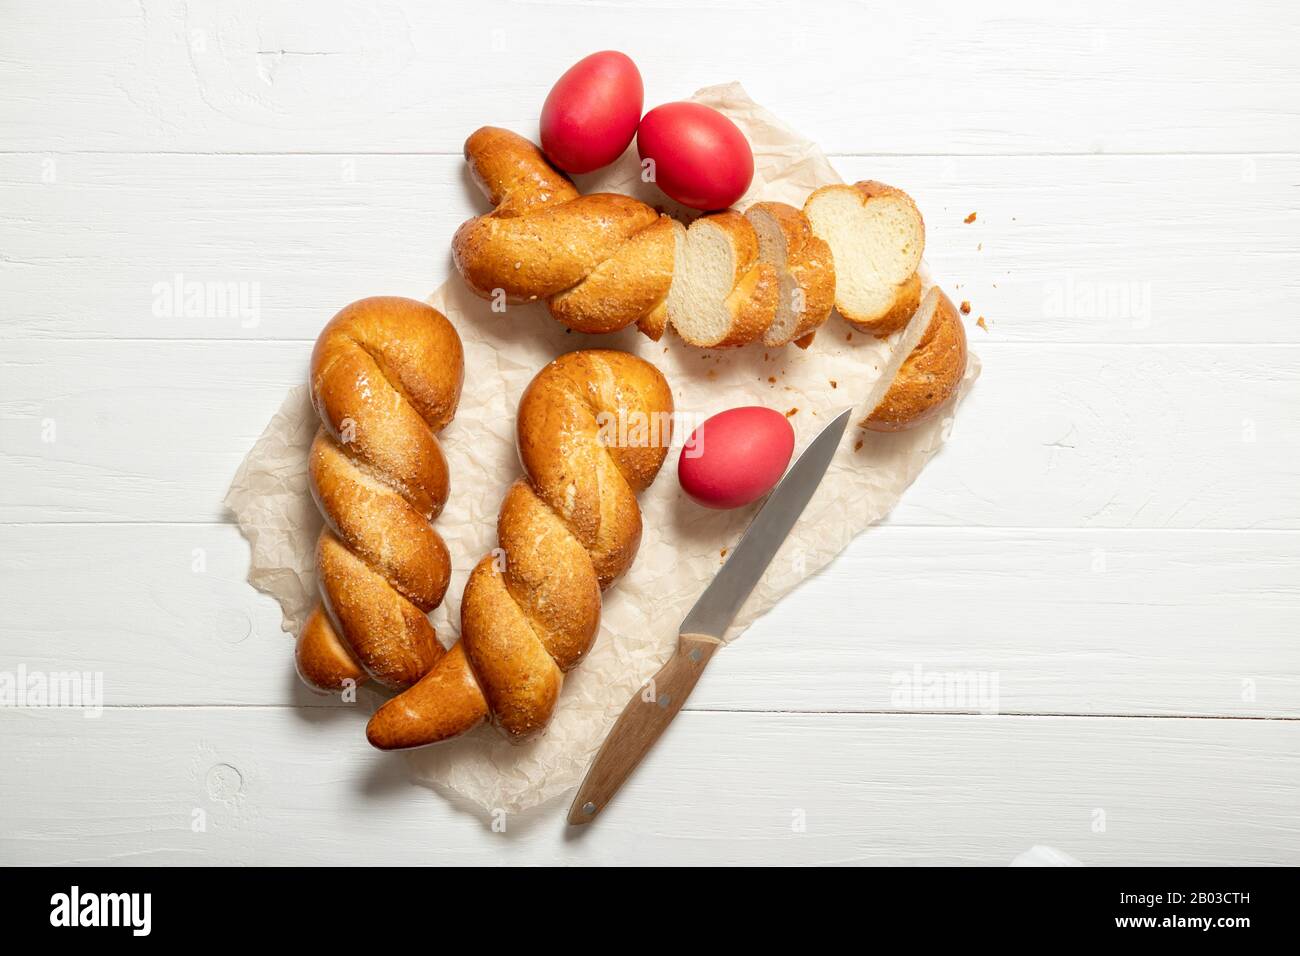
[0,707,1295,866]
[3,0,1298,155]
[3,341,1296,528]
[2,153,1297,343]
[0,524,1294,718]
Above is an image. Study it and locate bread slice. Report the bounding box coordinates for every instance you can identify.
[664,211,779,348]
[804,181,924,337]
[745,201,836,347]
[861,287,967,432]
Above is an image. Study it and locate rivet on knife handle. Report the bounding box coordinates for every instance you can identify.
[566,633,722,825]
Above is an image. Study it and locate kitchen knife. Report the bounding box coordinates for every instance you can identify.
[567,407,854,826]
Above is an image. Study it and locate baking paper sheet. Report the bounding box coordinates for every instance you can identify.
[224,83,980,814]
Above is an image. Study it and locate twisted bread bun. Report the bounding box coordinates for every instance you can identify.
[295,297,464,692]
[366,349,673,749]
[861,287,967,432]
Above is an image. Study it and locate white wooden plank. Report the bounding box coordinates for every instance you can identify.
[2,341,1296,528]
[0,707,1294,865]
[2,523,1295,717]
[4,0,1299,155]
[721,527,1300,718]
[3,152,1297,343]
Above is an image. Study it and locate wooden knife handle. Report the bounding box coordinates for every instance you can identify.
[567,633,722,826]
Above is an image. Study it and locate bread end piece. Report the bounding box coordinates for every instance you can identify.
[863,288,968,432]
[366,642,490,751]
[296,606,367,693]
[463,126,578,214]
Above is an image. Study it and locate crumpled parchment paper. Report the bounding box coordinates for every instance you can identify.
[225,83,980,814]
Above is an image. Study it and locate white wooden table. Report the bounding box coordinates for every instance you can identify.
[2,0,1297,866]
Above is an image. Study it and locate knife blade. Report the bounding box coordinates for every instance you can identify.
[567,407,853,825]
[680,406,854,640]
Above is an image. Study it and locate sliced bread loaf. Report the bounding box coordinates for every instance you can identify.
[804,180,924,337]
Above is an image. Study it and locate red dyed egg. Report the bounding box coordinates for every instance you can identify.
[679,407,795,509]
[637,102,754,210]
[540,51,643,174]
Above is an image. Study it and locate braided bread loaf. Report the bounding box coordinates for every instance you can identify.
[295,297,464,692]
[451,127,836,348]
[366,349,673,749]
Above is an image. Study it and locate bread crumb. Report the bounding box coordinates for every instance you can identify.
[767,376,776,384]
[854,439,863,452]
[976,316,988,331]
[720,548,728,559]
[785,407,798,417]
[960,301,971,314]
[845,332,853,341]
[830,380,837,389]
[964,212,977,224]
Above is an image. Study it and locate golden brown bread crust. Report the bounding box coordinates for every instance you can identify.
[635,219,686,341]
[454,194,663,300]
[713,211,781,349]
[721,263,781,348]
[863,291,967,432]
[367,349,673,749]
[363,643,489,750]
[746,201,836,347]
[858,271,922,338]
[667,211,779,350]
[295,297,464,692]
[452,127,676,334]
[549,215,678,334]
[296,606,365,690]
[463,126,578,214]
[853,179,920,207]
